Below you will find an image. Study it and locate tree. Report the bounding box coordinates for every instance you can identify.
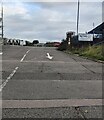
[57,39,68,51]
[33,40,39,44]
[25,41,33,46]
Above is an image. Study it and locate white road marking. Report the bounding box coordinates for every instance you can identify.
[26,50,30,54]
[46,53,53,60]
[20,54,26,62]
[2,99,103,108]
[0,49,30,91]
[0,67,19,92]
[53,80,61,82]
[0,52,3,55]
[20,50,30,62]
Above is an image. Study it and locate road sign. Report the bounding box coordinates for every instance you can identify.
[78,33,93,41]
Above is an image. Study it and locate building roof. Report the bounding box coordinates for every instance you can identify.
[88,22,104,34]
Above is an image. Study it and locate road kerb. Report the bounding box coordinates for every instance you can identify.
[2,99,103,108]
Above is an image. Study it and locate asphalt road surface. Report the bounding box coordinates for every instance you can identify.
[1,45,103,119]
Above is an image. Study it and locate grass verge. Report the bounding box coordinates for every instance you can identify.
[66,45,104,61]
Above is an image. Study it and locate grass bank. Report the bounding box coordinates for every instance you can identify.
[66,45,104,61]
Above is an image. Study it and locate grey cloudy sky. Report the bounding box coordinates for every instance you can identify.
[1,1,103,42]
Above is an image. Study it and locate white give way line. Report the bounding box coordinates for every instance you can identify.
[46,53,53,60]
[20,50,30,62]
[0,67,19,92]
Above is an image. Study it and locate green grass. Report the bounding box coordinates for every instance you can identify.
[66,45,104,61]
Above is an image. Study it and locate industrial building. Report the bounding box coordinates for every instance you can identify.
[66,22,104,48]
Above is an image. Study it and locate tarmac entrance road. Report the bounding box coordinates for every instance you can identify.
[1,45,103,119]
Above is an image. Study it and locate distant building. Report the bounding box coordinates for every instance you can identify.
[45,42,60,47]
[3,38,26,46]
[88,22,104,35]
[70,34,93,48]
[88,22,104,44]
[53,42,60,47]
[68,22,104,48]
[36,43,44,47]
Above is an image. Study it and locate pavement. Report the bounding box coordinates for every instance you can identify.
[1,45,103,119]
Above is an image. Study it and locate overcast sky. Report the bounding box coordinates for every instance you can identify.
[1,1,103,42]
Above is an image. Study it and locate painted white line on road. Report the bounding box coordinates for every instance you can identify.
[20,50,30,62]
[53,80,61,82]
[46,53,53,60]
[0,67,19,92]
[20,54,26,62]
[26,50,30,54]
[0,52,3,55]
[2,99,103,108]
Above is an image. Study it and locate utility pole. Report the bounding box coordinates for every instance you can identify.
[77,0,80,35]
[0,1,3,39]
[76,0,80,48]
[1,2,3,39]
[93,22,95,44]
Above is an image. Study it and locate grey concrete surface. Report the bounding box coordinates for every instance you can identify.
[2,106,102,118]
[2,45,103,118]
[2,80,102,100]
